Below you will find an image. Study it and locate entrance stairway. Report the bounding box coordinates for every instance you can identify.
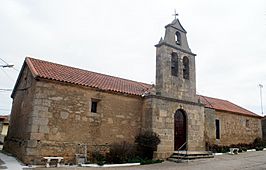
[168,151,214,163]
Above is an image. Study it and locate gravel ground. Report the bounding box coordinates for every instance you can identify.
[24,150,266,170]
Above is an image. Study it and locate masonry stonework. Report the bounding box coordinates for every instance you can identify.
[5,77,143,164]
[204,108,216,145]
[152,17,206,158]
[4,65,36,163]
[215,111,262,145]
[204,108,262,146]
[144,96,205,159]
[262,117,266,140]
[4,18,263,165]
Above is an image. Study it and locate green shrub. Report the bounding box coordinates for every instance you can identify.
[91,150,105,166]
[208,140,266,154]
[255,146,264,151]
[240,147,247,152]
[135,131,161,150]
[135,130,161,159]
[208,144,229,153]
[253,138,266,148]
[127,156,143,163]
[106,141,136,164]
[140,159,164,165]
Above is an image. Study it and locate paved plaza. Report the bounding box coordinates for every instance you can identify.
[1,150,266,170]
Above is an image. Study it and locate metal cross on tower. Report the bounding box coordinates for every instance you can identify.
[173,9,178,19]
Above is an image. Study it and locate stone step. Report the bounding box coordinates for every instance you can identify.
[173,151,212,155]
[167,157,183,163]
[168,151,214,162]
[171,154,214,160]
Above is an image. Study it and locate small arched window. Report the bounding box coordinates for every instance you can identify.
[183,56,189,80]
[171,52,178,77]
[175,31,181,45]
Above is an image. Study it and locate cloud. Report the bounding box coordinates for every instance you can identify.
[0,0,265,115]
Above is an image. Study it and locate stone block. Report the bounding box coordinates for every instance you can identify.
[39,125,49,133]
[27,140,38,148]
[33,99,51,107]
[36,82,51,88]
[82,116,88,122]
[130,121,136,126]
[89,113,99,117]
[159,110,167,117]
[60,111,69,119]
[115,115,125,118]
[26,148,37,156]
[121,120,127,124]
[49,96,63,101]
[51,127,58,134]
[34,106,49,112]
[39,112,53,118]
[26,124,39,133]
[116,135,124,138]
[75,115,81,121]
[35,117,49,126]
[30,133,44,140]
[34,93,48,99]
[107,118,113,124]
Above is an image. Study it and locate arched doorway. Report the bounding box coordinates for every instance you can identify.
[174,109,187,150]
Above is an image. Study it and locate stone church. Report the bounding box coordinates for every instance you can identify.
[4,17,262,164]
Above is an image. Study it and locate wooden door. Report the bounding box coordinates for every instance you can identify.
[174,110,187,150]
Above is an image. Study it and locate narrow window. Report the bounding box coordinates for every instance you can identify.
[171,52,178,76]
[215,119,220,139]
[183,56,189,80]
[246,119,250,128]
[91,101,98,113]
[175,31,181,45]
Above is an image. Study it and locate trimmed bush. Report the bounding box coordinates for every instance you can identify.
[135,130,161,159]
[255,146,264,151]
[207,139,266,153]
[106,141,136,164]
[91,150,106,166]
[253,138,266,148]
[238,147,247,153]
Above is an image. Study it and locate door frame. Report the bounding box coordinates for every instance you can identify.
[174,109,188,151]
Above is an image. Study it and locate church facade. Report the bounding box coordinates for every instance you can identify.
[4,18,262,164]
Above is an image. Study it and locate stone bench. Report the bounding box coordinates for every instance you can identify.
[229,148,239,154]
[43,157,64,167]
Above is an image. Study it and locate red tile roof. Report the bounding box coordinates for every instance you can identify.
[21,57,260,118]
[199,96,261,118]
[26,57,152,96]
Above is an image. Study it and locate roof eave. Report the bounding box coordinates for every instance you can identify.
[11,57,39,98]
[207,107,262,118]
[35,76,145,98]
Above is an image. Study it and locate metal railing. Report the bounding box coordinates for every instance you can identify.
[176,142,187,162]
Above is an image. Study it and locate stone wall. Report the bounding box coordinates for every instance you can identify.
[206,110,262,146]
[144,95,205,159]
[261,117,266,141]
[4,65,36,162]
[155,45,197,103]
[6,78,143,164]
[204,108,216,145]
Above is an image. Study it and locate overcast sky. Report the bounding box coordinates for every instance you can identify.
[0,0,266,116]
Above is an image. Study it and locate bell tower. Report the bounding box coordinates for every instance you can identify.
[155,16,197,102]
